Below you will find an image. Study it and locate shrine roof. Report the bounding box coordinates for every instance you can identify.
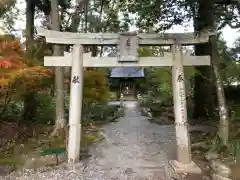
[110,67,145,78]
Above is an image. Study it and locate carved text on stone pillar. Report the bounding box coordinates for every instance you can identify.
[177,74,184,82]
[179,87,185,120]
[72,75,80,84]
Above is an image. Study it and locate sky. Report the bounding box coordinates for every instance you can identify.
[3,0,240,48]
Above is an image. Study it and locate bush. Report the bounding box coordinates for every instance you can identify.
[82,104,121,125]
[0,102,23,122]
[0,93,56,125]
[33,93,56,125]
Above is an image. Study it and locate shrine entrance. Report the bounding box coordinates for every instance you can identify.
[109,67,145,100]
[121,81,135,97]
[38,28,213,174]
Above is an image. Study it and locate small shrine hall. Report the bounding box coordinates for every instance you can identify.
[109,67,145,100]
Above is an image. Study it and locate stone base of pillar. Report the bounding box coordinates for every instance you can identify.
[169,160,202,174]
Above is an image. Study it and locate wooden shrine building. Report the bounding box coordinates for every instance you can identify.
[109,67,145,100]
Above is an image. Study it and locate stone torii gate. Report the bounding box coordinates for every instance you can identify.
[37,28,212,174]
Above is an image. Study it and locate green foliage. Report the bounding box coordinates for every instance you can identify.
[0,0,17,30]
[83,70,109,104]
[123,0,185,31]
[136,47,197,102]
[83,104,121,125]
[215,38,240,84]
[0,93,55,125]
[139,92,157,106]
[33,93,56,125]
[231,37,240,61]
[157,83,172,99]
[39,147,66,156]
[231,105,240,121]
[138,66,195,102]
[0,102,23,122]
[138,48,155,56]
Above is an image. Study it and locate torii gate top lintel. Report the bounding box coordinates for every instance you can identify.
[37,27,214,46]
[38,27,213,68]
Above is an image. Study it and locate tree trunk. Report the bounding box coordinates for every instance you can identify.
[25,0,35,60]
[193,0,217,120]
[211,35,229,145]
[24,0,37,123]
[194,0,229,145]
[50,0,66,136]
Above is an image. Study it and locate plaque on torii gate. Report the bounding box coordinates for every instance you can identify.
[118,32,139,62]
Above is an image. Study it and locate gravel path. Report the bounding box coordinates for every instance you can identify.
[2,101,176,180]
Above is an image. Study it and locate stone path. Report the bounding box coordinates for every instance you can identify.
[2,101,176,180]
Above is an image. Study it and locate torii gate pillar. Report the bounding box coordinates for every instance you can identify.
[169,43,201,173]
[67,44,84,164]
